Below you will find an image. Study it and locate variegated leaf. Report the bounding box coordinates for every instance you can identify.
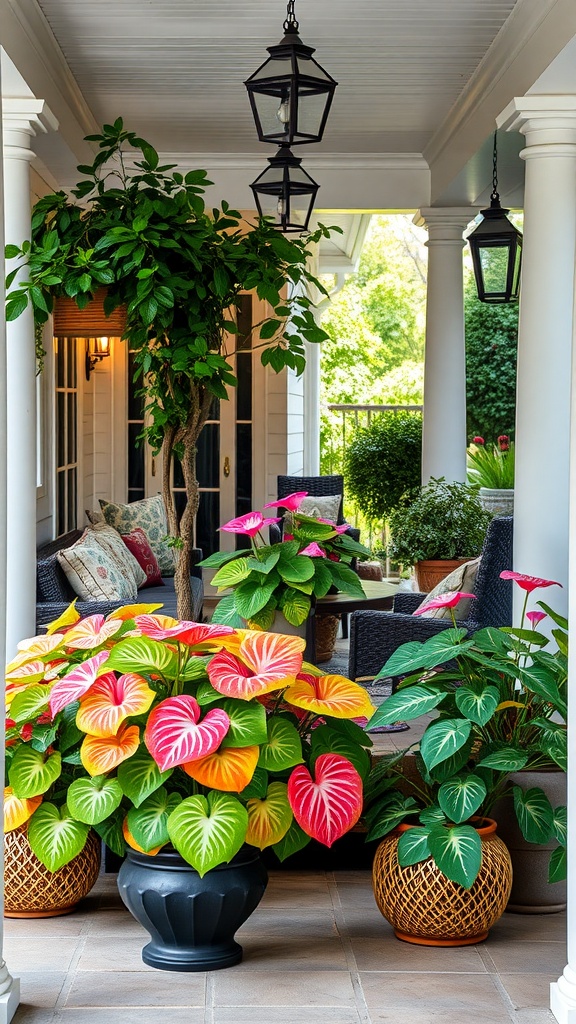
[9,747,62,799]
[67,775,123,824]
[105,636,177,677]
[9,685,51,725]
[127,786,181,851]
[81,724,141,776]
[76,673,155,737]
[144,695,230,772]
[167,791,248,876]
[49,651,111,716]
[3,787,42,832]
[207,630,305,700]
[182,744,259,791]
[246,781,293,849]
[28,802,90,871]
[63,615,123,649]
[420,718,472,772]
[427,823,482,888]
[117,748,173,807]
[285,674,375,720]
[134,616,234,647]
[258,717,303,772]
[287,753,363,847]
[122,817,164,855]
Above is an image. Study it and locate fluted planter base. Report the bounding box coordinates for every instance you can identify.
[117,845,268,972]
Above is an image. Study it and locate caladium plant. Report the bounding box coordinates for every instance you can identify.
[364,572,567,889]
[5,602,374,876]
[199,492,371,629]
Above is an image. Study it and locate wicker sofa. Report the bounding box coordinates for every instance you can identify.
[36,530,204,630]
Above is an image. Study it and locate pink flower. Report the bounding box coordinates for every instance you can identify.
[284,533,294,541]
[264,491,308,512]
[497,434,510,452]
[299,542,327,557]
[413,591,475,617]
[526,610,547,627]
[500,571,562,594]
[220,511,280,538]
[473,436,485,445]
[318,519,348,534]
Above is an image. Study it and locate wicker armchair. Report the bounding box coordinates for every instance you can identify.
[348,515,513,682]
[268,475,361,545]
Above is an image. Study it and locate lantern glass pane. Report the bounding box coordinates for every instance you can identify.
[250,54,293,82]
[296,55,333,83]
[512,242,522,296]
[297,93,328,139]
[252,89,293,143]
[478,241,511,297]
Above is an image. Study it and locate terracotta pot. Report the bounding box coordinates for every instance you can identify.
[413,558,473,593]
[4,826,101,918]
[479,488,514,516]
[372,817,512,946]
[492,769,566,914]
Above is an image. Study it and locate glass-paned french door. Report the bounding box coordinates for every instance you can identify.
[55,336,78,536]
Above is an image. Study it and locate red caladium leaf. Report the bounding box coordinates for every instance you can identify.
[287,753,363,847]
[144,695,230,773]
[49,651,111,716]
[63,615,123,649]
[207,631,305,700]
[135,616,235,647]
[81,723,141,775]
[76,673,156,738]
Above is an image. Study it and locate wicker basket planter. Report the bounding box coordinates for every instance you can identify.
[372,818,512,946]
[4,825,101,918]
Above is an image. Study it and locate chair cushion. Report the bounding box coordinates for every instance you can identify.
[413,557,481,619]
[297,494,342,522]
[90,522,148,590]
[56,529,138,602]
[99,495,175,577]
[121,527,164,588]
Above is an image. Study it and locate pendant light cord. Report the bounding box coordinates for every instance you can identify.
[491,131,500,202]
[284,0,299,32]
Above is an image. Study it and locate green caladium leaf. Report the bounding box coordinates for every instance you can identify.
[513,785,554,844]
[220,698,268,747]
[235,577,279,619]
[9,685,51,724]
[258,717,303,772]
[179,656,210,682]
[477,747,528,772]
[31,723,58,753]
[117,748,173,807]
[106,637,177,677]
[502,627,548,647]
[210,593,244,627]
[368,686,445,728]
[427,823,482,888]
[419,807,447,826]
[28,802,90,871]
[420,718,472,772]
[239,766,269,800]
[381,629,471,676]
[280,588,311,626]
[427,738,474,784]
[397,827,431,866]
[537,600,568,631]
[9,746,62,799]
[552,805,567,847]
[310,726,371,779]
[455,684,499,726]
[247,548,281,575]
[549,845,567,883]
[438,773,487,824]
[327,717,373,748]
[93,808,126,858]
[195,680,225,706]
[67,775,123,824]
[271,820,312,862]
[539,730,567,771]
[167,791,248,876]
[211,557,251,588]
[365,792,419,842]
[277,555,315,585]
[521,665,566,718]
[127,786,181,851]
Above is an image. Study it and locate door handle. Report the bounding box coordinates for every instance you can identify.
[223,456,231,478]
[151,457,156,477]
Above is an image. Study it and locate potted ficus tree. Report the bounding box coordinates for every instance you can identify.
[5,601,374,969]
[4,118,334,619]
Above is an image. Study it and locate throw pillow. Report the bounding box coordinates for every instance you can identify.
[99,494,175,576]
[297,494,342,523]
[414,557,481,620]
[85,509,104,525]
[56,529,138,602]
[121,527,165,588]
[90,522,148,590]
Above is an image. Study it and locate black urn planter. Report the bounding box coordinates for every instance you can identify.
[117,845,268,972]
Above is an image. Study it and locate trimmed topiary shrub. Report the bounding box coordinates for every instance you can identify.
[344,410,422,522]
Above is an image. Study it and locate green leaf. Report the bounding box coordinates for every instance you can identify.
[552,805,567,847]
[247,548,281,575]
[324,560,366,598]
[220,698,268,747]
[258,717,303,772]
[210,593,244,627]
[513,786,554,844]
[92,809,126,859]
[367,685,445,728]
[310,725,371,779]
[549,845,567,883]
[239,766,269,800]
[127,787,181,852]
[9,746,62,799]
[6,292,29,321]
[235,578,279,620]
[477,747,528,772]
[28,803,90,871]
[397,827,431,866]
[271,820,311,862]
[198,550,245,569]
[277,555,315,584]
[280,589,310,627]
[106,637,178,677]
[117,749,173,807]
[67,776,123,824]
[455,684,499,726]
[420,718,472,772]
[365,792,419,841]
[382,629,472,676]
[167,791,248,876]
[437,773,487,824]
[427,823,482,888]
[212,557,251,588]
[9,685,50,724]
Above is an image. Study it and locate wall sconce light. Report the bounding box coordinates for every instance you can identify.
[467,131,523,303]
[85,337,110,380]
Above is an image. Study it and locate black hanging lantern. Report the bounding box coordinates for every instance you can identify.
[250,146,319,233]
[468,132,523,303]
[244,0,337,147]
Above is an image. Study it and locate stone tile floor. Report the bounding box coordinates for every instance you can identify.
[5,868,564,1024]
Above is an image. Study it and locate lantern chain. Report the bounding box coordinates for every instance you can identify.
[491,131,500,202]
[284,0,299,33]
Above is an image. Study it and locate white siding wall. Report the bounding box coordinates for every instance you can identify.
[265,365,288,502]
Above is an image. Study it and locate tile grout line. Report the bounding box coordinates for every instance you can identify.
[204,972,216,1024]
[326,871,372,1024]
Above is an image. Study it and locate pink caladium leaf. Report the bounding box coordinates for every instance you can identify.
[135,616,234,647]
[63,616,123,649]
[207,631,305,700]
[287,753,363,848]
[144,695,230,773]
[49,651,111,717]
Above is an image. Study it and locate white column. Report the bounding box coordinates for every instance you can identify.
[414,208,477,485]
[0,79,21,1024]
[303,341,320,475]
[498,97,576,628]
[2,99,57,660]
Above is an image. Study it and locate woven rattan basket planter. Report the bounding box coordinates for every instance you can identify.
[315,613,340,663]
[372,818,512,946]
[4,825,101,918]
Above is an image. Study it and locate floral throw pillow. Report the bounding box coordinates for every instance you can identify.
[99,495,175,576]
[56,529,138,602]
[90,522,148,590]
[121,527,165,588]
